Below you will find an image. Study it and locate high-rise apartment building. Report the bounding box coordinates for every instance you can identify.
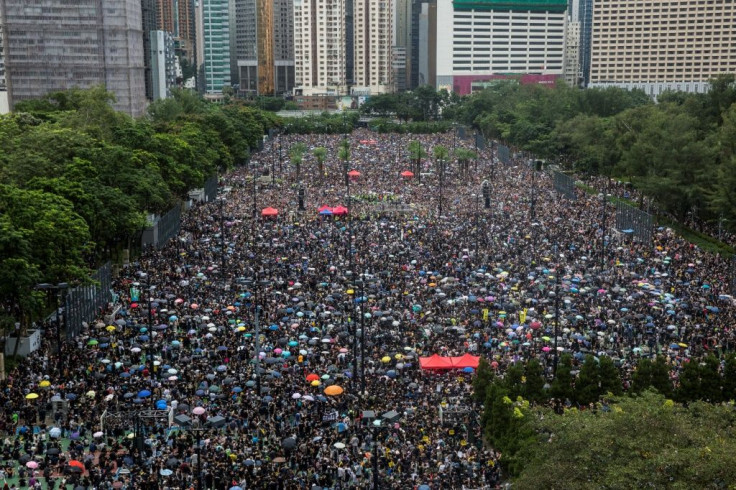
[177,0,197,64]
[564,20,580,87]
[0,0,146,116]
[293,0,347,95]
[417,1,437,87]
[201,0,231,95]
[577,0,592,87]
[436,0,566,95]
[158,0,177,33]
[151,31,178,100]
[394,0,412,90]
[353,0,394,94]
[142,0,159,101]
[233,0,294,96]
[588,0,736,96]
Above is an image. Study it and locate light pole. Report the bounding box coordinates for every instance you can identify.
[137,272,156,405]
[530,163,537,221]
[35,283,69,373]
[219,197,226,277]
[271,133,276,185]
[252,163,258,219]
[551,268,560,376]
[473,193,479,258]
[438,158,445,218]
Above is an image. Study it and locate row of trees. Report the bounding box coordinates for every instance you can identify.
[1,87,279,332]
[448,77,736,231]
[473,354,736,481]
[281,112,359,134]
[473,355,736,488]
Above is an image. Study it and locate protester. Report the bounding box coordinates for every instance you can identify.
[0,129,733,489]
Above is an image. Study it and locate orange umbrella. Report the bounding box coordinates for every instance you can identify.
[324,385,344,396]
[306,373,319,382]
[69,460,85,470]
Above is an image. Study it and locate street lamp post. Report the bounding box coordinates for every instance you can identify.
[271,134,276,185]
[137,272,156,406]
[252,164,258,219]
[439,158,445,218]
[473,193,479,258]
[530,163,537,221]
[219,197,226,277]
[553,269,560,376]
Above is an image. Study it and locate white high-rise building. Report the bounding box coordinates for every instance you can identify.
[435,0,566,95]
[293,0,347,95]
[353,0,394,94]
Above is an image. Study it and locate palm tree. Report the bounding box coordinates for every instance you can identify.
[313,146,327,179]
[454,148,477,177]
[289,143,307,183]
[408,140,426,182]
[433,145,449,216]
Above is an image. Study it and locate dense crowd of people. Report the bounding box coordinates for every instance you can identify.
[0,129,734,489]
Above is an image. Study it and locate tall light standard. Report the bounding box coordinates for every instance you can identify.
[218,196,226,277]
[137,271,156,406]
[35,282,69,373]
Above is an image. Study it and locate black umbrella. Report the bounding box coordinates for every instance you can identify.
[282,437,297,449]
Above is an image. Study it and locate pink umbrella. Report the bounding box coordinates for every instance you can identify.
[274,348,283,355]
[542,346,551,352]
[530,321,542,330]
[26,461,38,469]
[193,406,206,415]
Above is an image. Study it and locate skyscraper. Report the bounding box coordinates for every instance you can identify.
[201,0,231,95]
[353,0,394,94]
[577,0,592,87]
[563,20,580,87]
[0,0,147,116]
[436,0,566,94]
[142,0,159,101]
[151,30,178,100]
[588,0,736,96]
[293,0,347,95]
[233,0,294,96]
[394,0,412,90]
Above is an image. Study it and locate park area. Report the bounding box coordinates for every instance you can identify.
[2,123,736,489]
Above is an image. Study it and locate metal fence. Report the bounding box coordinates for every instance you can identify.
[615,201,653,243]
[498,145,511,165]
[552,170,577,200]
[64,262,112,338]
[475,133,486,151]
[203,174,218,202]
[141,204,182,250]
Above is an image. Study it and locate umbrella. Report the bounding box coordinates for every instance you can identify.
[69,460,85,470]
[160,469,174,476]
[282,437,297,449]
[138,390,151,398]
[26,461,38,469]
[49,427,62,438]
[324,385,344,396]
[334,442,346,449]
[25,393,39,400]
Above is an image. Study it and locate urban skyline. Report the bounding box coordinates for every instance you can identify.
[0,0,734,115]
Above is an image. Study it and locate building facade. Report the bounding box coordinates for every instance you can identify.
[394,0,412,90]
[588,0,736,97]
[0,0,146,116]
[233,0,294,96]
[563,20,580,87]
[577,0,592,87]
[293,0,347,95]
[151,30,178,100]
[142,0,159,101]
[436,0,566,95]
[201,0,231,95]
[353,0,394,94]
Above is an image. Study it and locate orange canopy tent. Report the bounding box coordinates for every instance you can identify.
[261,207,278,217]
[419,354,454,370]
[332,205,349,215]
[401,171,414,178]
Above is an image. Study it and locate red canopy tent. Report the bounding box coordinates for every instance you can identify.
[332,205,349,216]
[419,354,454,370]
[450,353,480,369]
[400,170,414,178]
[261,207,279,217]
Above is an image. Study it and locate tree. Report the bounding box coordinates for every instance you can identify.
[523,358,546,403]
[722,354,736,401]
[513,392,736,489]
[575,355,601,406]
[289,142,307,183]
[472,357,495,404]
[550,354,574,406]
[313,146,327,178]
[598,356,622,396]
[650,355,673,398]
[676,359,702,403]
[453,148,477,176]
[407,140,426,180]
[631,357,653,394]
[699,354,723,403]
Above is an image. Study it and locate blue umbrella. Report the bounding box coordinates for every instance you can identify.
[169,315,178,321]
[263,395,274,403]
[65,393,77,400]
[232,387,243,393]
[138,390,152,398]
[195,390,205,396]
[155,400,168,410]
[462,367,475,373]
[419,485,431,490]
[670,343,680,349]
[120,372,131,378]
[139,335,150,342]
[124,392,135,399]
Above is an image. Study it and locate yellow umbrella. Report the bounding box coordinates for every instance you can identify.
[394,353,403,360]
[678,343,688,348]
[324,385,344,396]
[310,380,321,387]
[106,325,116,332]
[381,356,391,363]
[39,380,51,388]
[25,393,39,400]
[86,390,96,398]
[237,326,246,332]
[346,289,354,295]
